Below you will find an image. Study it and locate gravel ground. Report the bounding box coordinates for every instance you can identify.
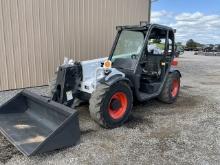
[1,52,220,165]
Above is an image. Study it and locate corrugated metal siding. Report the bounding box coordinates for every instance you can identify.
[0,0,150,91]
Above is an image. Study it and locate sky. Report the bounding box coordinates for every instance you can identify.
[151,0,220,44]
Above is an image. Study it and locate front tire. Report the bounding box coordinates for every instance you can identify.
[89,82,133,128]
[158,72,180,104]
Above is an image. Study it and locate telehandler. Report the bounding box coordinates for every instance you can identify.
[0,22,181,156]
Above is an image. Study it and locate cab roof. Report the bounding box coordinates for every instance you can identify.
[116,22,175,33]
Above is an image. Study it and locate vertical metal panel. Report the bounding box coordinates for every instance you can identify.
[0,0,7,90]
[45,0,55,80]
[25,0,37,87]
[0,0,150,91]
[17,0,31,88]
[1,0,16,90]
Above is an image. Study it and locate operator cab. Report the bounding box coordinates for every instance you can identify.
[109,24,175,101]
[139,27,174,95]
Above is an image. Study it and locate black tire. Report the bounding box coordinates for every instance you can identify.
[89,82,133,128]
[158,72,180,104]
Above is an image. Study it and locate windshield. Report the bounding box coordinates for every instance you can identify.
[111,30,145,62]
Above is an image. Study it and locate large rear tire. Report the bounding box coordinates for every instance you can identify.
[158,72,180,104]
[89,82,133,128]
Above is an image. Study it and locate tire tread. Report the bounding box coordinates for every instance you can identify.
[158,72,180,104]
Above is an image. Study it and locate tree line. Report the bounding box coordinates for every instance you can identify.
[185,39,220,51]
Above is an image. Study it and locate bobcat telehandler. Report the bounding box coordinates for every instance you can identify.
[0,22,181,156]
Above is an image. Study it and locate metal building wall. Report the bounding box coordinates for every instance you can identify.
[0,0,150,91]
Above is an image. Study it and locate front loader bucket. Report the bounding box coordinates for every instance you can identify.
[0,90,80,156]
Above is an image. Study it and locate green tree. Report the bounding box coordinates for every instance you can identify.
[186,39,197,49]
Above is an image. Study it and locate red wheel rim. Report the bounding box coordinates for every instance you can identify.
[171,79,180,97]
[108,92,128,120]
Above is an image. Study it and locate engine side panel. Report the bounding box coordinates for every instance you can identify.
[80,58,107,82]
